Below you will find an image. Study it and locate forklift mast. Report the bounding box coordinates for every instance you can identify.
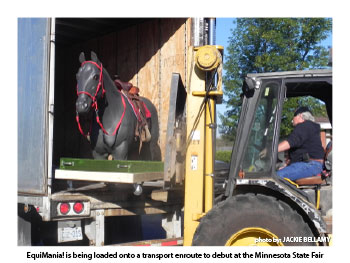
[183,45,223,246]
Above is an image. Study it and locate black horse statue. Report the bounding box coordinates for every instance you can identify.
[75,51,159,160]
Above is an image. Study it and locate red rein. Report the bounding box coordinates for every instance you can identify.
[76,61,126,137]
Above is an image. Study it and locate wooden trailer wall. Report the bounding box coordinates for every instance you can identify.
[53,18,192,165]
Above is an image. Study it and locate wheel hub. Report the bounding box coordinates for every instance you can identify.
[225,227,284,246]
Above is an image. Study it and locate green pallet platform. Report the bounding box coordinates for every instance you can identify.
[56,158,164,184]
[60,158,164,173]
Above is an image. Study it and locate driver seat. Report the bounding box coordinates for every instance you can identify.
[293,141,332,210]
[295,141,332,186]
[295,171,330,185]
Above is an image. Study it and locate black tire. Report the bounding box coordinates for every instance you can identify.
[192,193,316,246]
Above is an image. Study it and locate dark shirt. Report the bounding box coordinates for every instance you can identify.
[286,120,324,163]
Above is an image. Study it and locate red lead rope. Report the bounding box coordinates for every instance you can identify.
[76,61,126,137]
[95,91,126,136]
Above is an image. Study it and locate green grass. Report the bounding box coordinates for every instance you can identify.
[215,151,232,163]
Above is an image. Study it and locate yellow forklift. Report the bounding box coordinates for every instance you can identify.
[183,45,332,246]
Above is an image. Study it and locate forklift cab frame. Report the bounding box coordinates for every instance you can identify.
[226,69,332,196]
[191,69,332,246]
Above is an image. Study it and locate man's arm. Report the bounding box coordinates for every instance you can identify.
[259,140,291,159]
[278,140,290,152]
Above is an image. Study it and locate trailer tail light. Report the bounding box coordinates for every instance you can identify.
[73,202,84,214]
[60,203,70,215]
[55,201,90,217]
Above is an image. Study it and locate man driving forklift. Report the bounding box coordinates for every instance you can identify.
[262,106,325,181]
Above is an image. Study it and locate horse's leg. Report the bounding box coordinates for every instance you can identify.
[111,140,129,160]
[103,134,117,149]
[92,150,109,160]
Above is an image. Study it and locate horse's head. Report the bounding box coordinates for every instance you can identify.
[76,51,105,114]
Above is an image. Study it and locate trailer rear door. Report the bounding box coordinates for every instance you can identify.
[18,18,51,195]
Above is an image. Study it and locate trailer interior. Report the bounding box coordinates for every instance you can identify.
[49,18,189,245]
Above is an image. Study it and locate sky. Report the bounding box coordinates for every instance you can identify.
[216,18,235,133]
[215,18,333,136]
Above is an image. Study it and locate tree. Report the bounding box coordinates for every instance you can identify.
[219,18,332,141]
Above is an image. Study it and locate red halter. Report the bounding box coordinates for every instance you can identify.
[76,61,126,137]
